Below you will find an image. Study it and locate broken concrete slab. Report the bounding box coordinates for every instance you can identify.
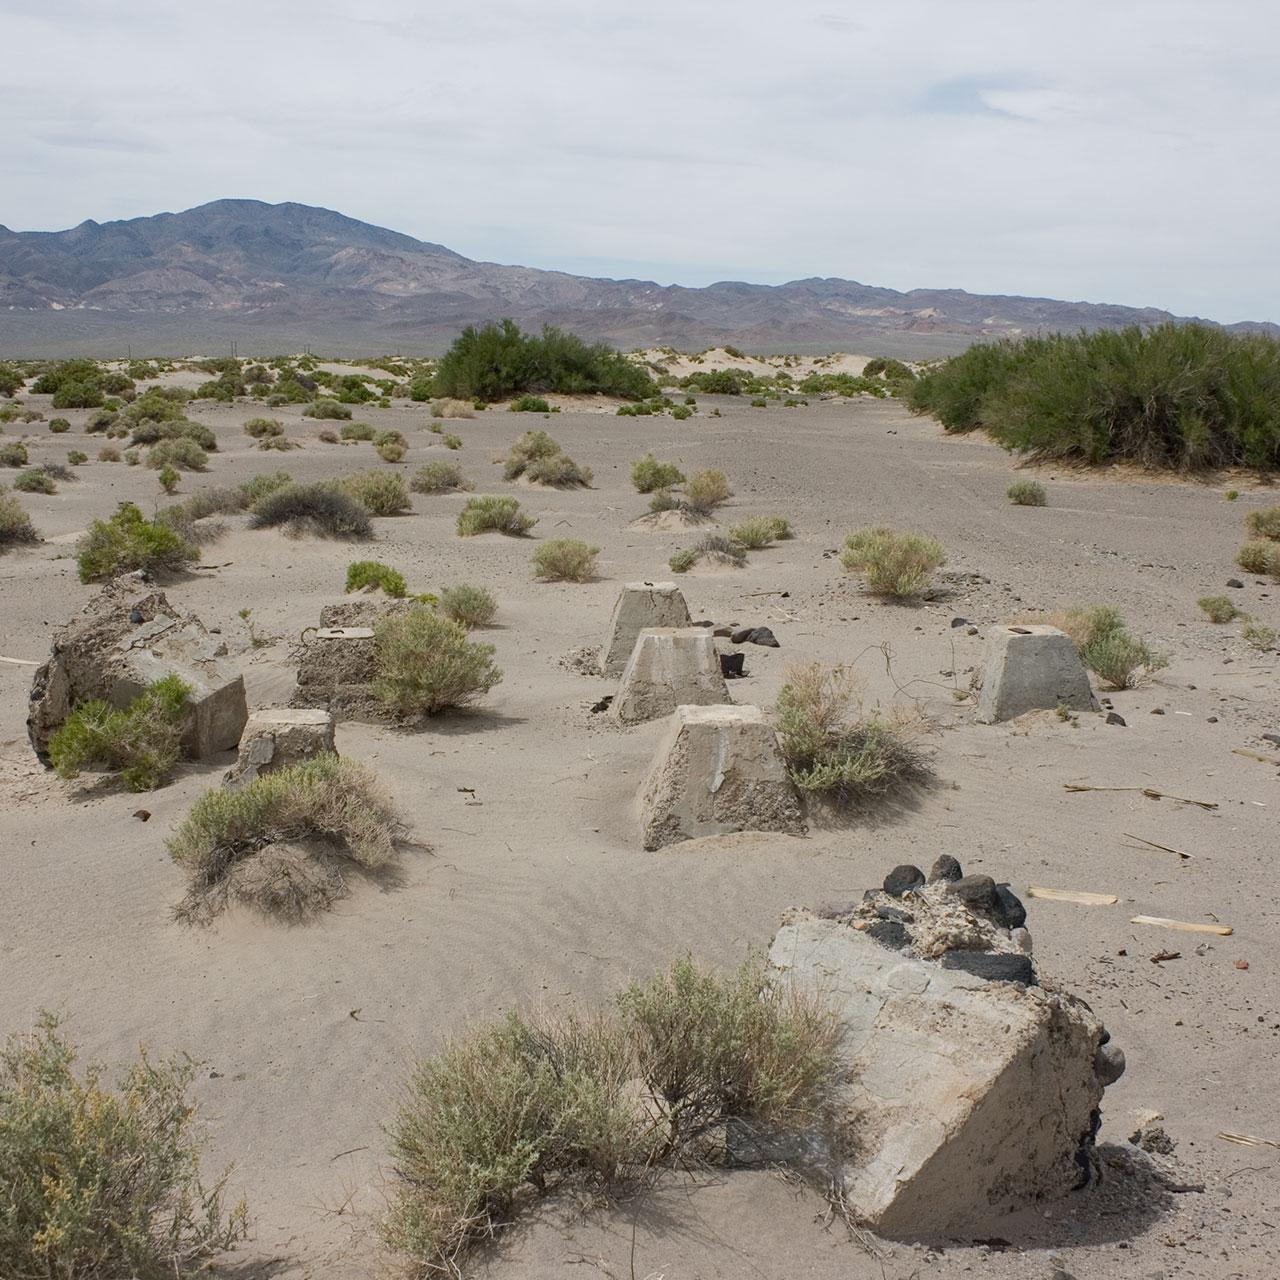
[224,708,336,787]
[291,600,409,720]
[767,916,1111,1238]
[976,624,1099,723]
[639,704,805,850]
[28,583,247,762]
[613,627,728,726]
[599,582,691,676]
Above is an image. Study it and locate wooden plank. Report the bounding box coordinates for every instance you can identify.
[1026,886,1118,906]
[1130,915,1233,936]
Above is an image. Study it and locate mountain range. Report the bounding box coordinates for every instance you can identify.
[0,199,1272,358]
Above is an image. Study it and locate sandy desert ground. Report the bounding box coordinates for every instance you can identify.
[2,377,1278,1279]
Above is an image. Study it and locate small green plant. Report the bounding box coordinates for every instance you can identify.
[841,527,946,598]
[1198,595,1241,623]
[146,437,208,471]
[729,515,790,549]
[509,394,552,413]
[750,397,767,408]
[303,398,352,420]
[1047,606,1168,689]
[373,605,502,718]
[157,463,180,493]
[48,416,71,433]
[67,449,88,465]
[13,468,56,494]
[0,1014,248,1279]
[48,674,191,791]
[0,442,30,467]
[346,559,408,597]
[341,421,376,441]
[258,434,299,451]
[167,754,401,923]
[1243,619,1277,651]
[243,416,283,439]
[668,547,698,573]
[532,538,599,582]
[1245,506,1280,541]
[1007,478,1047,506]
[411,461,472,494]
[503,430,590,486]
[0,484,39,549]
[342,470,412,515]
[1225,489,1239,501]
[237,607,269,649]
[631,454,685,493]
[249,484,372,539]
[683,469,732,514]
[442,433,462,450]
[1236,541,1280,577]
[456,495,536,536]
[439,583,498,628]
[671,404,692,420]
[668,534,746,573]
[430,398,475,419]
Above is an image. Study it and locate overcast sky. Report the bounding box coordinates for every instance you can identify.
[3,0,1277,321]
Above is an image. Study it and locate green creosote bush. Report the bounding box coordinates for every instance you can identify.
[303,398,352,420]
[48,417,70,433]
[376,439,408,463]
[77,502,200,581]
[0,484,39,549]
[531,538,600,582]
[167,754,402,924]
[1007,478,1047,506]
[1225,489,1239,501]
[13,468,56,494]
[258,434,299,451]
[236,470,294,507]
[442,433,462,450]
[85,408,117,433]
[683,469,732,514]
[456,495,536,536]
[384,952,840,1276]
[97,445,121,462]
[1245,506,1280,541]
[1243,619,1278,651]
[668,546,698,573]
[249,483,372,539]
[373,604,502,719]
[430,398,475,419]
[0,442,29,467]
[1198,595,1241,624]
[728,515,791,549]
[341,469,412,515]
[840,527,946,598]
[346,560,408,598]
[411,461,472,494]
[750,397,767,408]
[439,583,498,628]
[130,420,216,452]
[1236,541,1280,577]
[146,437,208,471]
[502,430,591,486]
[1020,605,1168,690]
[630,454,685,493]
[341,422,376,441]
[243,417,283,439]
[509,394,552,413]
[671,404,692,420]
[48,674,191,791]
[157,464,180,494]
[0,1013,248,1278]
[668,534,746,573]
[67,450,88,465]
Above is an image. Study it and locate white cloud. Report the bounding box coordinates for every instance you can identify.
[1,0,1276,321]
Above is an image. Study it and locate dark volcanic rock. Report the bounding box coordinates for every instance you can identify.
[993,884,1027,929]
[883,864,925,897]
[939,951,1036,985]
[929,854,963,883]
[864,919,910,950]
[747,627,779,647]
[948,874,998,912]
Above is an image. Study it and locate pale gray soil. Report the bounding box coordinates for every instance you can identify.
[1,386,1277,1279]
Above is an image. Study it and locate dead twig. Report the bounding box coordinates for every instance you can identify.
[1064,784,1217,810]
[1123,833,1194,861]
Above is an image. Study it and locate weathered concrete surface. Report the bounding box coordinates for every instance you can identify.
[600,582,691,676]
[225,708,336,786]
[291,600,409,720]
[768,917,1108,1238]
[614,627,728,725]
[639,704,805,850]
[28,584,247,761]
[976,624,1099,723]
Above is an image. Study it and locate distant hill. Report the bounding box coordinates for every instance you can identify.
[0,199,1273,357]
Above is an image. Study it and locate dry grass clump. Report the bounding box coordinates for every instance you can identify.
[430,398,475,419]
[1198,595,1241,624]
[1236,541,1280,577]
[47,674,190,792]
[250,483,373,539]
[0,1014,247,1279]
[0,484,39,550]
[77,502,200,581]
[840,527,946,598]
[683,469,732,514]
[1243,619,1277,651]
[1244,506,1280,540]
[346,560,408,598]
[243,416,283,439]
[341,469,412,515]
[97,445,122,462]
[374,430,408,463]
[439,583,498,628]
[776,662,929,805]
[411,460,473,494]
[1014,604,1168,689]
[168,754,402,924]
[385,953,841,1276]
[146,437,208,471]
[0,441,29,467]
[503,430,592,487]
[341,422,376,441]
[1006,478,1047,506]
[456,495,536,537]
[532,538,599,582]
[631,454,685,493]
[669,534,746,574]
[729,515,791,549]
[13,468,56,494]
[373,604,502,718]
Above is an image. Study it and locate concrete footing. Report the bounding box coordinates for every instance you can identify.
[225,708,336,786]
[639,704,805,850]
[613,627,728,725]
[976,625,1099,723]
[600,582,691,676]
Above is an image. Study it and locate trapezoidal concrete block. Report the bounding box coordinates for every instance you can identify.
[613,627,728,726]
[976,624,1099,723]
[224,708,336,786]
[639,704,805,850]
[600,582,691,676]
[767,918,1107,1238]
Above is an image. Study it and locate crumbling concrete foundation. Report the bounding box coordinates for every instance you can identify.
[613,627,728,725]
[976,624,1099,723]
[224,708,336,786]
[291,600,410,720]
[599,582,691,676]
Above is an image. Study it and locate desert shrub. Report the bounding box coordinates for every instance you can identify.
[439,583,498,628]
[51,380,105,409]
[157,464,180,494]
[631,454,685,493]
[48,674,190,791]
[0,362,22,396]
[456,495,536,536]
[729,516,790,549]
[249,483,373,539]
[342,469,412,515]
[433,319,654,402]
[796,372,885,397]
[341,422,377,441]
[85,408,117,433]
[671,404,692,420]
[13,468,55,494]
[776,663,928,804]
[1198,595,1241,623]
[509,394,552,413]
[648,489,683,513]
[668,547,698,573]
[97,445,121,462]
[430,398,475,419]
[680,368,743,395]
[167,754,401,924]
[1022,605,1166,689]
[1007,479,1047,506]
[502,430,581,483]
[442,433,462,450]
[237,470,294,507]
[373,605,502,718]
[840,527,946,598]
[0,442,28,467]
[863,356,916,383]
[131,419,216,452]
[532,538,599,582]
[1243,619,1277,651]
[39,461,74,483]
[750,397,767,408]
[1245,506,1280,541]
[527,452,591,487]
[0,485,39,549]
[318,429,340,443]
[147,437,208,471]
[48,417,70,433]
[67,450,87,465]
[243,416,283,438]
[1236,541,1280,576]
[385,953,839,1275]
[683,469,732,514]
[411,460,472,494]
[669,534,746,573]
[375,438,407,463]
[258,434,299,451]
[0,1014,247,1279]
[303,398,352,420]
[346,559,408,598]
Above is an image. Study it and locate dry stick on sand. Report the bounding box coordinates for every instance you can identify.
[1130,915,1234,936]
[1063,783,1218,810]
[1026,886,1119,906]
[1218,1131,1280,1149]
[1123,833,1195,861]
[1231,747,1280,766]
